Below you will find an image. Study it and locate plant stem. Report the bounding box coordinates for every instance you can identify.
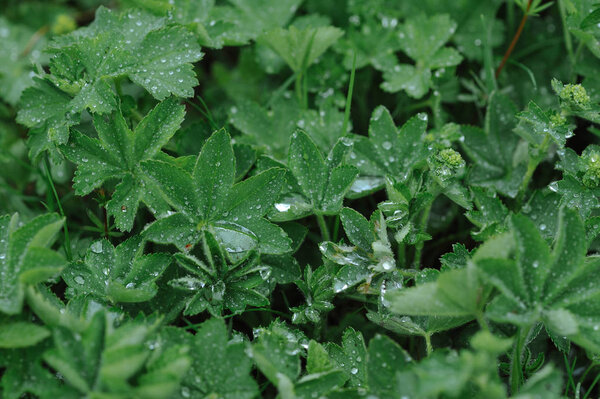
[413,200,433,268]
[558,0,575,67]
[424,333,433,356]
[510,324,534,394]
[476,312,490,332]
[584,373,600,399]
[316,213,330,241]
[266,73,296,108]
[496,0,533,78]
[332,214,341,242]
[295,71,304,107]
[342,51,357,136]
[43,156,72,261]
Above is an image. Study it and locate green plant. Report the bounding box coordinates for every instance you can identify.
[3,0,600,398]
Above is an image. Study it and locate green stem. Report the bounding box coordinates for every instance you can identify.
[558,0,575,67]
[342,51,357,136]
[510,324,534,394]
[431,90,443,128]
[266,73,296,108]
[397,242,406,269]
[413,199,433,268]
[570,42,584,83]
[316,213,330,241]
[43,156,72,261]
[584,373,600,399]
[129,108,143,122]
[476,312,490,332]
[295,71,304,107]
[332,214,341,242]
[424,333,433,356]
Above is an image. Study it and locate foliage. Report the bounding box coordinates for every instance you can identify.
[3,0,600,398]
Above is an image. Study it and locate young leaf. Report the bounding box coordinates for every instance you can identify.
[291,265,334,324]
[170,230,271,316]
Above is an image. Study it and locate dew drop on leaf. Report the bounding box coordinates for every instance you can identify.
[90,241,103,253]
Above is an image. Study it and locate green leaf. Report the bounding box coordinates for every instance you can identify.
[43,311,189,396]
[366,334,412,396]
[387,266,481,318]
[171,230,271,316]
[380,14,462,98]
[336,13,403,71]
[291,265,334,324]
[0,213,65,315]
[184,318,258,398]
[194,129,235,218]
[174,0,302,47]
[283,131,357,217]
[476,208,600,352]
[251,322,302,384]
[17,7,202,155]
[0,321,50,348]
[326,328,367,387]
[0,17,48,105]
[288,130,328,206]
[339,207,375,251]
[62,237,171,303]
[17,78,78,160]
[229,97,301,160]
[514,101,572,147]
[348,107,429,188]
[465,187,509,241]
[262,25,344,73]
[143,130,289,254]
[461,92,526,197]
[307,340,334,374]
[62,98,185,231]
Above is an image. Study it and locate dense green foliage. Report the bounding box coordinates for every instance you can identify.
[3,0,600,397]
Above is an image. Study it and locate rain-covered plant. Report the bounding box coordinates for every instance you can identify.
[4,0,600,398]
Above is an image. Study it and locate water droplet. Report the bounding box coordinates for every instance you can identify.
[275,203,291,212]
[74,275,85,285]
[90,241,103,253]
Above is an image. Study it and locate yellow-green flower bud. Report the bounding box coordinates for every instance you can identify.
[559,83,591,109]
